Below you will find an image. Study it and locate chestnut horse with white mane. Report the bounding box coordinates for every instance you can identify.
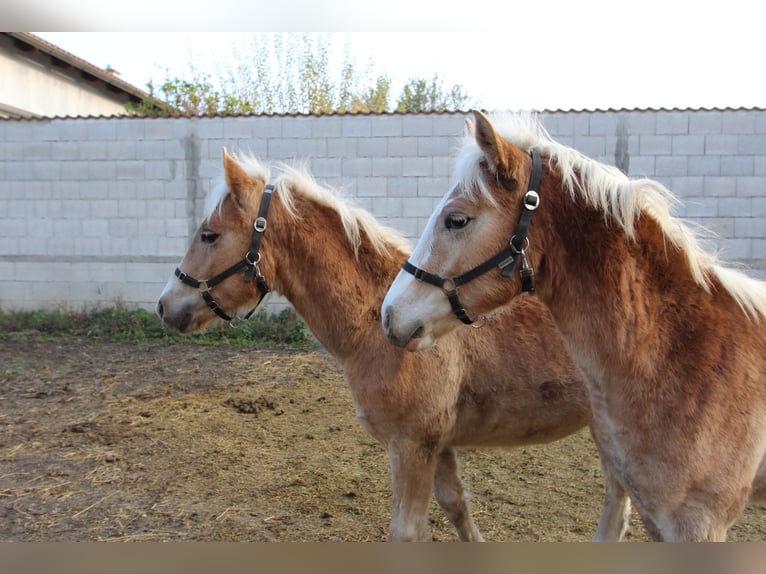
[382,110,766,541]
[156,150,630,541]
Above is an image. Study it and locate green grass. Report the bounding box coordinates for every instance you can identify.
[0,305,316,348]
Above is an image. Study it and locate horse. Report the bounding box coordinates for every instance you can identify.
[156,150,631,541]
[381,109,766,541]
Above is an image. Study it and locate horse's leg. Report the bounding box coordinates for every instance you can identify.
[592,463,631,541]
[656,502,736,541]
[433,448,484,541]
[588,423,631,541]
[655,514,727,541]
[387,442,438,541]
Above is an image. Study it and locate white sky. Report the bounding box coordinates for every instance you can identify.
[25,1,766,112]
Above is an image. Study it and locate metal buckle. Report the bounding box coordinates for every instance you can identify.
[254,217,267,233]
[523,190,540,210]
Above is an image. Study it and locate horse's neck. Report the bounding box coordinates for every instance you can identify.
[271,208,402,360]
[537,193,693,380]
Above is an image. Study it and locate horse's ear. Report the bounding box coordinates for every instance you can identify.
[472,109,512,175]
[465,117,475,137]
[472,110,529,187]
[222,148,252,201]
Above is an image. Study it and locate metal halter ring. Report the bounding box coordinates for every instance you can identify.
[509,236,530,255]
[441,277,457,292]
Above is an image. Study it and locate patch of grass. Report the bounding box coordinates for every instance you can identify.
[0,305,316,348]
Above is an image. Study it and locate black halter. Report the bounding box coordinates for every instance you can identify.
[174,184,274,321]
[402,150,542,325]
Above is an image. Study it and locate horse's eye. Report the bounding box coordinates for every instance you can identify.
[201,231,220,244]
[445,213,470,230]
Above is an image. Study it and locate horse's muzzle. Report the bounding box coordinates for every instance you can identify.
[156,296,195,333]
[383,307,426,351]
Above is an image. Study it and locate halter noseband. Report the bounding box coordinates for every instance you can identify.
[403,150,542,325]
[174,184,275,321]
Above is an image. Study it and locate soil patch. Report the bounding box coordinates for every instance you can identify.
[1,335,764,541]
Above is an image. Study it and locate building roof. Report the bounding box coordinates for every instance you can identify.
[2,32,159,112]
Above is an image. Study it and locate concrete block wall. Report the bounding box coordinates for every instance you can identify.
[543,110,766,267]
[1,109,765,314]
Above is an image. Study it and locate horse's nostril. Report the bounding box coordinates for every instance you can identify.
[383,307,392,332]
[156,300,164,319]
[411,326,424,340]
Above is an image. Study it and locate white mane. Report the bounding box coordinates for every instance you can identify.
[454,112,766,321]
[207,153,411,258]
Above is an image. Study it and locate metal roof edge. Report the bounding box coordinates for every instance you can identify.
[2,105,765,121]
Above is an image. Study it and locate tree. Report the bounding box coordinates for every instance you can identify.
[129,75,231,117]
[395,74,474,113]
[127,34,474,116]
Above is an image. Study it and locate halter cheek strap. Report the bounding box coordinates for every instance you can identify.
[174,184,274,321]
[402,150,542,325]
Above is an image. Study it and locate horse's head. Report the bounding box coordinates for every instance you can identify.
[382,110,544,350]
[157,150,274,333]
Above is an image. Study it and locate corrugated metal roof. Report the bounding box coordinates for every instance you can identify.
[1,105,765,121]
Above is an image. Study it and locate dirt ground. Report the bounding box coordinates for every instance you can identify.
[2,334,765,542]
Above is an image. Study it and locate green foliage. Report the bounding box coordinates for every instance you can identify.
[128,34,392,116]
[224,308,311,345]
[128,76,230,116]
[395,74,474,113]
[127,34,475,116]
[0,306,315,348]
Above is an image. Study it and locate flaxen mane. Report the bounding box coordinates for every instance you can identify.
[454,112,766,321]
[207,153,411,258]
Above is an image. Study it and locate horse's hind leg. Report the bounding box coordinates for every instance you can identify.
[433,448,484,542]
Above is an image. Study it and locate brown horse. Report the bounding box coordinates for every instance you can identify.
[156,150,630,541]
[382,110,766,541]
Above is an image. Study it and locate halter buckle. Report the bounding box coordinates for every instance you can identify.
[254,217,267,233]
[523,190,540,210]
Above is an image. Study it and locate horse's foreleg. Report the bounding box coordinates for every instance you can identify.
[433,448,484,542]
[589,424,631,541]
[592,466,631,541]
[387,442,438,542]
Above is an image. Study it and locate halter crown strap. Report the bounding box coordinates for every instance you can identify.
[501,149,541,277]
[244,185,273,285]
